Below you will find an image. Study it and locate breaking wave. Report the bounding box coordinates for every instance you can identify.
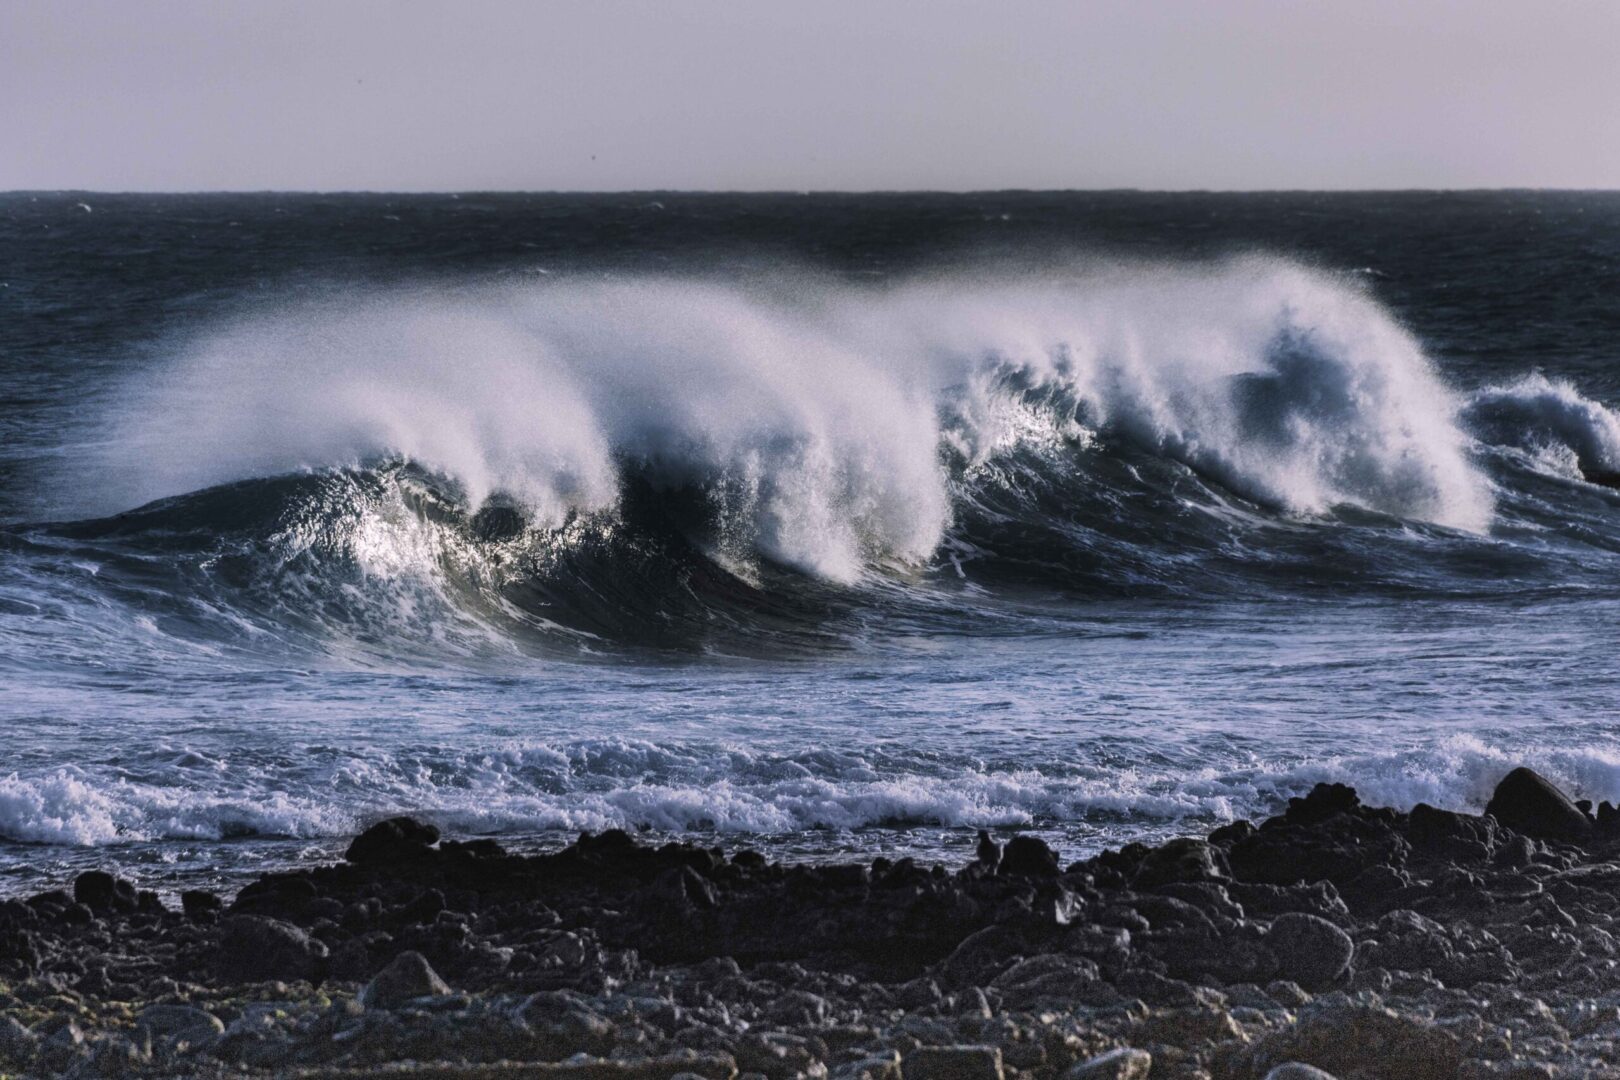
[102,257,1491,556]
[7,256,1620,659]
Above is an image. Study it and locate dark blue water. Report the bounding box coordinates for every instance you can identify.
[3,191,1620,893]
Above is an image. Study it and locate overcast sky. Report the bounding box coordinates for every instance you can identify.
[3,0,1618,192]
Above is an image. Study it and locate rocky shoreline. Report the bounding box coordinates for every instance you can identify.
[3,767,1620,1078]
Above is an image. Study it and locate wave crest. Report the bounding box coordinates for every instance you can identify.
[96,258,1491,586]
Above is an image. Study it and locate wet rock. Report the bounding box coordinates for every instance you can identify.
[998,836,1060,878]
[1267,912,1354,989]
[72,871,136,913]
[903,1044,1004,1080]
[359,949,452,1008]
[217,914,329,983]
[1066,1047,1152,1079]
[1285,783,1361,825]
[1484,767,1593,842]
[345,816,441,864]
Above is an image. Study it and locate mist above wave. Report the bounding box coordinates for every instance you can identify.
[101,257,1492,582]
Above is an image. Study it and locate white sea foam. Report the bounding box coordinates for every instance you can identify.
[1463,373,1620,477]
[7,733,1619,851]
[0,767,352,846]
[95,258,1493,582]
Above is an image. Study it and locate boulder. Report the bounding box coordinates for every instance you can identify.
[1133,838,1229,888]
[358,950,451,1009]
[999,836,1060,878]
[1484,767,1592,841]
[216,915,328,983]
[1267,913,1353,989]
[72,871,136,913]
[344,816,440,864]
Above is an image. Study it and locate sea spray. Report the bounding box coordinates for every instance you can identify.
[97,257,1492,586]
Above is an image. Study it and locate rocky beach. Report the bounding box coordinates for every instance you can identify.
[1,768,1618,1078]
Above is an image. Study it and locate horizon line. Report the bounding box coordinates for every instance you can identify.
[5,186,1620,198]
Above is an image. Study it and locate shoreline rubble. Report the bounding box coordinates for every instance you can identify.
[2,767,1619,1077]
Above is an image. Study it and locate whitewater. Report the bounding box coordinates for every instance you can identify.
[3,190,1620,892]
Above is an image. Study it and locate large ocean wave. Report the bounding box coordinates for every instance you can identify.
[6,257,1620,659]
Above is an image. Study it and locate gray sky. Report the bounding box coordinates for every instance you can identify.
[3,0,1618,192]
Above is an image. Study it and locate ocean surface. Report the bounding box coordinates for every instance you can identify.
[3,190,1620,896]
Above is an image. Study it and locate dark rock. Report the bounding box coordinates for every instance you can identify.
[1484,767,1593,841]
[395,887,446,924]
[1133,838,1229,888]
[358,949,451,1008]
[181,890,222,921]
[231,874,319,918]
[1284,783,1360,825]
[517,991,617,1054]
[999,835,1060,878]
[344,816,441,864]
[1153,923,1275,984]
[903,1044,1004,1080]
[1266,912,1353,989]
[1229,813,1408,887]
[938,924,1027,987]
[217,915,329,983]
[975,830,1001,871]
[1406,803,1498,862]
[72,871,135,913]
[58,902,94,927]
[654,865,720,910]
[25,889,72,912]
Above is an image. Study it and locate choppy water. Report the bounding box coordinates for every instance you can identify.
[3,190,1620,894]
